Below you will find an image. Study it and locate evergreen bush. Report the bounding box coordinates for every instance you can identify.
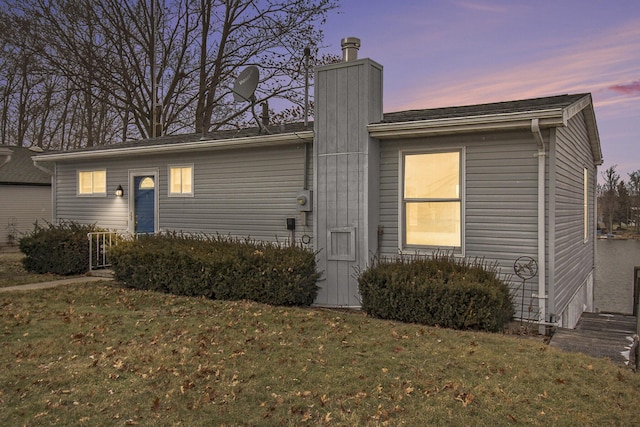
[357,252,515,332]
[19,221,101,275]
[110,233,320,306]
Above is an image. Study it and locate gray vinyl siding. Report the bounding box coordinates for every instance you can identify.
[379,130,542,319]
[55,162,129,230]
[54,142,312,243]
[550,112,595,315]
[0,185,52,248]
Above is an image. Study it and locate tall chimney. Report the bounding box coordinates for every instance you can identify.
[341,37,361,62]
[314,38,383,307]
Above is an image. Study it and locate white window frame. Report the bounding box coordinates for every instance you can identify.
[399,148,465,255]
[77,169,107,197]
[168,164,194,197]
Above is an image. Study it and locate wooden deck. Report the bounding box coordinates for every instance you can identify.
[549,312,638,367]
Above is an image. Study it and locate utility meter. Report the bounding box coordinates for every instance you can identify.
[296,190,312,212]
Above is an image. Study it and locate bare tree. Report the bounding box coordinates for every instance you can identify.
[1,0,337,149]
[600,165,620,233]
[628,171,640,232]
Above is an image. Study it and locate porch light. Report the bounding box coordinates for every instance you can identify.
[115,185,124,197]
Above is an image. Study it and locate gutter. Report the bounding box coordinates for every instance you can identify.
[31,131,315,162]
[32,159,55,175]
[0,146,12,168]
[368,109,567,139]
[531,118,547,334]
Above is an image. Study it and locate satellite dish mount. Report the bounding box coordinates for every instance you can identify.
[232,66,269,134]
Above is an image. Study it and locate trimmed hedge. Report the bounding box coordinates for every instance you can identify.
[357,253,515,332]
[19,221,102,275]
[110,233,320,306]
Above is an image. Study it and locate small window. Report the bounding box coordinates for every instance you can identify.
[169,165,193,196]
[78,170,106,196]
[402,151,462,249]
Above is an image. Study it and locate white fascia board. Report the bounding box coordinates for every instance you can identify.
[367,109,567,139]
[32,131,315,162]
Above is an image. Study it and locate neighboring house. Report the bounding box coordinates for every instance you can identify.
[0,145,52,250]
[33,39,602,329]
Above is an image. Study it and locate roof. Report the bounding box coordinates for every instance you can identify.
[0,145,52,185]
[34,122,314,161]
[33,93,602,165]
[379,93,589,123]
[370,93,602,165]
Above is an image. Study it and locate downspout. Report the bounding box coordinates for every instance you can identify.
[531,118,547,333]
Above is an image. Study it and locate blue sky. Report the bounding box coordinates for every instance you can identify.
[318,0,640,183]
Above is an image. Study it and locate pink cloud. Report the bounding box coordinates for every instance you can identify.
[609,81,640,95]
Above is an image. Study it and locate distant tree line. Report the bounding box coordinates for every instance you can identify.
[0,0,338,150]
[598,165,640,233]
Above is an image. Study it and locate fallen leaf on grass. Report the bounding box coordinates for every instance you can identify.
[455,391,474,407]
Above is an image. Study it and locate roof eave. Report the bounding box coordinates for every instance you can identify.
[33,131,315,162]
[367,109,567,139]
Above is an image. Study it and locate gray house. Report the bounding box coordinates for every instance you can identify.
[33,39,602,329]
[0,145,52,250]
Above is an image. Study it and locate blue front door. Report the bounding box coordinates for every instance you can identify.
[134,175,155,234]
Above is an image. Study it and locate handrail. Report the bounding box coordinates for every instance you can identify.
[87,232,119,272]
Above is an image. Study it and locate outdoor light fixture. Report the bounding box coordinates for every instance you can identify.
[115,185,123,197]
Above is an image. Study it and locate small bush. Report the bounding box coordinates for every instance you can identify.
[19,221,102,275]
[358,252,514,332]
[110,233,320,306]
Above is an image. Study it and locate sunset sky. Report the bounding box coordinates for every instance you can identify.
[319,0,640,184]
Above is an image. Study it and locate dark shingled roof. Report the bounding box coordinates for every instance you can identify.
[379,93,589,123]
[32,93,593,158]
[53,121,313,154]
[0,145,51,185]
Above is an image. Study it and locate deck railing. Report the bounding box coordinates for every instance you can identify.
[635,267,640,371]
[88,232,119,272]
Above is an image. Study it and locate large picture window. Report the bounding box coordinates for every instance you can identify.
[402,151,462,248]
[78,170,106,196]
[169,165,193,196]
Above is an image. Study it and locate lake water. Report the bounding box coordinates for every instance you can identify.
[595,238,640,314]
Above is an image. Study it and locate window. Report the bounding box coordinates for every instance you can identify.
[169,165,193,196]
[78,170,106,196]
[584,167,588,242]
[402,151,462,249]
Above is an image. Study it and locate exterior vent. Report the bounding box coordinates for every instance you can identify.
[341,37,361,62]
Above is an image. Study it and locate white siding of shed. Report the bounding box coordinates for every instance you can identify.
[0,185,52,249]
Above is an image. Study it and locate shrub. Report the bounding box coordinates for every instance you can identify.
[19,221,102,275]
[357,252,515,332]
[110,233,320,306]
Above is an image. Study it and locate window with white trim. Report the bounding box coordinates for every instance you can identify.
[402,150,462,249]
[169,165,193,196]
[77,170,106,196]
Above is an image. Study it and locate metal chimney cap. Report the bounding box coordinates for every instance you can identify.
[341,37,361,62]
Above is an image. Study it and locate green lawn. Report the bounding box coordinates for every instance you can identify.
[1,281,639,426]
[0,252,79,288]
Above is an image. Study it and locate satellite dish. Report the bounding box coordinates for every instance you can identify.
[232,66,259,102]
